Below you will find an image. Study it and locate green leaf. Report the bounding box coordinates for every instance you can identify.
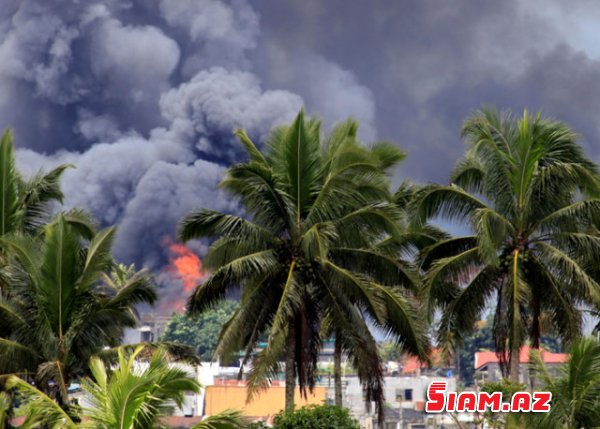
[0,130,18,236]
[40,216,80,339]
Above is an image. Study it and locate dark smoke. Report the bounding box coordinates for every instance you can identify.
[7,0,600,309]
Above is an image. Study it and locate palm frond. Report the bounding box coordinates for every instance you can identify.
[6,375,77,429]
[190,409,249,429]
[0,130,18,237]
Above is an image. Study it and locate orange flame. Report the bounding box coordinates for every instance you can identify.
[160,238,208,313]
[167,242,207,293]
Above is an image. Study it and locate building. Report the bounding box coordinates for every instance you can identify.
[123,313,171,344]
[474,346,567,384]
[400,349,454,378]
[204,380,327,418]
[344,375,461,429]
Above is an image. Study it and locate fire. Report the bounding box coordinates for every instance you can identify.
[159,237,209,313]
[166,242,207,293]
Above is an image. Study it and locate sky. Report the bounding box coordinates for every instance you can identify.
[3,0,600,309]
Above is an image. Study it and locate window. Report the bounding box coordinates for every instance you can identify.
[141,331,154,342]
[395,389,403,401]
[395,388,413,402]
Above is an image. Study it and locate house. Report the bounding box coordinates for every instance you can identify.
[123,313,171,343]
[343,375,460,428]
[474,346,567,384]
[400,348,454,378]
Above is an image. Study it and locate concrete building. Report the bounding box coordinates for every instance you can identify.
[123,313,171,344]
[343,375,461,429]
[474,346,567,384]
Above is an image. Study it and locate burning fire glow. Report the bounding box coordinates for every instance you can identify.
[161,238,208,312]
[167,242,207,293]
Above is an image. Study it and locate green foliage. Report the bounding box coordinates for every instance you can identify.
[478,380,528,429]
[7,375,77,429]
[161,300,239,361]
[458,320,494,385]
[82,346,199,429]
[246,421,269,429]
[378,341,402,362]
[480,379,526,397]
[191,409,248,429]
[273,405,360,429]
[0,129,73,239]
[459,317,563,385]
[0,217,157,406]
[417,107,600,379]
[526,337,600,429]
[179,110,429,423]
[0,392,13,429]
[8,347,248,429]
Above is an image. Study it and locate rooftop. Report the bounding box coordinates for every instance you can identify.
[474,346,567,370]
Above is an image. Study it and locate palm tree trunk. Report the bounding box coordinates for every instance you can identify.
[509,346,520,382]
[285,328,296,412]
[334,335,342,407]
[530,298,541,388]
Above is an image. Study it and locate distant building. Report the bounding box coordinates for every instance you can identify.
[474,346,567,384]
[123,313,171,344]
[400,348,454,378]
[204,380,327,418]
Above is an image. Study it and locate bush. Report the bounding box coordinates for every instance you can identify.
[273,405,360,429]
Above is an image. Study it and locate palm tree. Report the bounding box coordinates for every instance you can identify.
[527,338,600,429]
[0,216,157,407]
[326,181,446,409]
[179,111,429,422]
[416,108,600,381]
[82,346,200,429]
[0,129,73,238]
[7,346,248,429]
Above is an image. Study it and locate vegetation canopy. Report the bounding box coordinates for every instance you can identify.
[416,108,600,380]
[179,110,430,423]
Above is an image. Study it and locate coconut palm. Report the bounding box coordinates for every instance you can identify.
[416,108,600,381]
[6,376,77,429]
[0,216,157,407]
[527,338,600,429]
[325,180,447,409]
[0,129,73,238]
[179,110,429,422]
[81,346,200,429]
[7,346,248,429]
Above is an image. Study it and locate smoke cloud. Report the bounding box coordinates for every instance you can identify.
[7,0,600,309]
[5,0,374,309]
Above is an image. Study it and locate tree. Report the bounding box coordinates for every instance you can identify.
[378,341,403,363]
[179,110,429,422]
[272,404,360,429]
[83,346,198,429]
[0,216,157,408]
[527,338,600,429]
[8,346,248,429]
[161,300,239,361]
[478,379,527,429]
[0,129,74,240]
[417,108,600,381]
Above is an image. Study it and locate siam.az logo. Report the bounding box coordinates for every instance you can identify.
[425,382,551,413]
